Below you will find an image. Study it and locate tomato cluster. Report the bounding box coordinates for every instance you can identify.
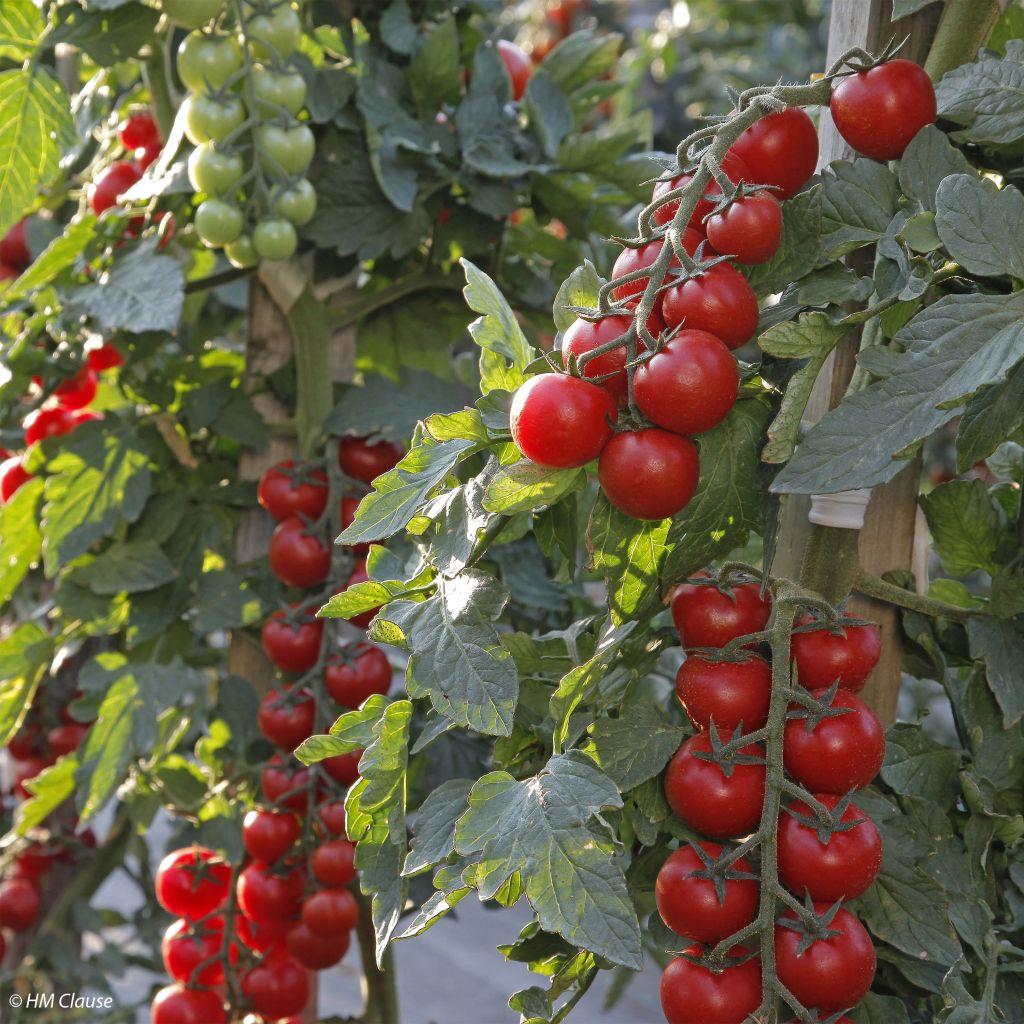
[511,108,819,521]
[658,572,885,1023]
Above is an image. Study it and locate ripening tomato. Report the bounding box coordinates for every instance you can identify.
[287,919,351,969]
[258,688,316,750]
[261,606,324,674]
[0,218,30,268]
[323,749,362,785]
[136,138,163,170]
[777,794,882,902]
[830,59,936,162]
[664,732,765,839]
[86,342,125,372]
[661,262,760,350]
[89,161,143,215]
[258,460,328,521]
[598,429,699,521]
[7,721,43,760]
[660,946,762,1024]
[510,374,617,468]
[269,516,331,588]
[54,367,98,410]
[656,842,758,943]
[0,876,41,931]
[633,329,738,435]
[235,911,287,953]
[610,231,704,301]
[728,107,819,199]
[496,40,532,100]
[120,111,160,150]
[316,799,348,838]
[261,753,313,812]
[671,574,772,649]
[47,722,90,756]
[243,809,301,863]
[774,904,876,1014]
[154,847,231,920]
[705,191,782,265]
[791,613,881,693]
[311,839,357,887]
[0,456,32,504]
[675,654,771,733]
[162,916,233,986]
[176,30,243,91]
[652,151,751,228]
[241,949,310,1020]
[24,406,78,446]
[338,436,404,485]
[151,984,227,1024]
[324,643,392,708]
[236,861,305,926]
[783,688,884,794]
[302,886,359,935]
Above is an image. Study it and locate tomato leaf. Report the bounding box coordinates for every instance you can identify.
[0,0,43,61]
[483,460,585,515]
[920,480,1005,578]
[936,174,1024,279]
[966,617,1024,728]
[553,259,602,333]
[404,777,473,876]
[406,15,461,111]
[881,723,962,806]
[936,43,1024,147]
[525,71,573,159]
[898,125,975,214]
[0,622,51,749]
[956,360,1024,471]
[70,541,177,595]
[582,700,684,792]
[0,477,42,606]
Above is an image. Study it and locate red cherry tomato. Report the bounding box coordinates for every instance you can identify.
[783,688,884,794]
[323,748,362,786]
[120,111,160,150]
[0,876,41,931]
[660,945,762,1024]
[89,161,143,215]
[258,460,328,521]
[774,904,876,1014]
[258,687,316,750]
[261,753,313,812]
[311,839,357,887]
[72,408,103,427]
[316,799,348,837]
[0,456,32,504]
[7,721,44,760]
[47,722,89,756]
[13,843,62,880]
[151,984,227,1024]
[154,847,231,920]
[287,919,351,969]
[510,374,617,469]
[598,428,699,521]
[54,367,98,410]
[162,916,233,986]
[86,342,125,371]
[705,191,782,265]
[261,606,324,674]
[664,732,766,839]
[561,314,635,403]
[0,261,17,280]
[652,151,751,228]
[269,516,331,588]
[136,139,163,170]
[830,59,936,162]
[302,886,359,935]
[675,654,771,733]
[496,39,532,100]
[655,842,758,944]
[777,794,882,902]
[728,107,819,199]
[24,406,78,446]
[633,329,738,435]
[341,560,380,628]
[339,496,369,555]
[243,808,301,863]
[242,949,310,1020]
[337,436,404,486]
[0,218,30,268]
[610,232,704,302]
[235,912,287,953]
[661,262,760,350]
[236,861,305,925]
[324,642,392,709]
[791,613,881,693]
[671,574,772,649]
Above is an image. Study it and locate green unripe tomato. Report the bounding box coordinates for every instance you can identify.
[177,31,243,92]
[195,198,244,247]
[161,0,224,28]
[188,142,244,195]
[253,218,298,260]
[273,179,316,225]
[256,124,315,176]
[244,5,303,61]
[225,234,258,268]
[252,67,307,116]
[183,94,245,145]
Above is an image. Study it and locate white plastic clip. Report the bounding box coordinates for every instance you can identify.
[809,488,872,530]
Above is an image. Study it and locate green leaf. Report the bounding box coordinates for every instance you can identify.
[379,1,417,56]
[4,216,95,300]
[821,158,902,257]
[774,292,1024,494]
[0,0,43,60]
[936,46,1024,147]
[966,617,1024,727]
[194,570,264,632]
[936,174,1024,279]
[407,15,460,111]
[69,250,185,333]
[379,571,518,736]
[525,71,573,159]
[920,479,1003,577]
[0,68,73,239]
[582,701,684,791]
[17,758,77,834]
[71,541,176,595]
[539,31,622,94]
[956,359,1024,470]
[0,477,42,605]
[881,722,962,805]
[295,696,389,766]
[553,260,601,333]
[851,992,913,1024]
[318,575,424,620]
[0,623,51,748]
[404,777,473,876]
[898,125,975,214]
[482,460,585,515]
[53,2,161,65]
[454,751,642,970]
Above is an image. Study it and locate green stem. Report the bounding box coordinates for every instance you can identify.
[142,43,176,142]
[354,889,400,1024]
[924,0,1002,82]
[327,270,462,331]
[285,287,335,460]
[799,524,861,605]
[854,567,974,622]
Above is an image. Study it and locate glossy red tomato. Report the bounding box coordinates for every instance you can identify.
[261,753,313,812]
[655,842,758,943]
[154,847,231,919]
[775,905,876,1013]
[287,919,351,969]
[137,138,163,170]
[511,373,617,468]
[235,911,287,953]
[338,436,404,486]
[243,809,301,863]
[311,839,357,887]
[13,843,62,880]
[598,429,699,520]
[671,574,772,649]
[661,262,759,350]
[633,329,738,435]
[0,876,41,930]
[783,688,884,794]
[258,460,328,521]
[830,59,936,161]
[341,561,380,628]
[86,342,125,372]
[47,722,89,756]
[7,721,43,760]
[728,107,819,199]
[777,794,882,902]
[562,314,634,403]
[323,749,362,786]
[652,151,751,228]
[89,161,143,214]
[705,191,782,265]
[162,916,233,985]
[791,613,881,693]
[236,861,305,925]
[660,946,762,1024]
[0,218,30,268]
[675,654,771,733]
[324,643,392,708]
[316,799,348,837]
[53,367,98,410]
[302,886,359,935]
[24,406,78,446]
[0,261,18,280]
[261,606,324,674]
[242,949,310,1020]
[339,496,369,555]
[496,39,532,100]
[121,111,160,150]
[664,732,765,838]
[72,408,103,427]
[151,984,226,1024]
[0,456,32,504]
[258,688,316,750]
[269,516,331,588]
[610,231,704,301]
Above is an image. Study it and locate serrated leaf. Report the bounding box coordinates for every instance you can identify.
[936,174,1024,279]
[881,722,962,805]
[966,617,1024,727]
[404,778,473,876]
[936,48,1024,147]
[956,359,1024,470]
[407,15,460,111]
[17,758,77,834]
[553,260,602,333]
[0,623,51,748]
[582,701,684,791]
[920,479,1003,577]
[0,0,43,60]
[69,250,185,333]
[851,992,913,1024]
[52,2,161,66]
[5,217,95,300]
[0,477,42,605]
[539,31,622,94]
[898,125,975,214]
[525,71,573,159]
[72,541,176,595]
[482,460,585,515]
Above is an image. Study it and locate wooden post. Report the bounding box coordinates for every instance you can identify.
[771,0,942,726]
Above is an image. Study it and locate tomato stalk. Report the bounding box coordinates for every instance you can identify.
[925,0,1003,81]
[853,567,974,622]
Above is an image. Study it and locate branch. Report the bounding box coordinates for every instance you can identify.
[854,568,975,622]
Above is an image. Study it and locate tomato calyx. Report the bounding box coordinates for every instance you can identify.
[678,842,759,907]
[775,896,846,955]
[673,941,759,971]
[786,681,856,731]
[691,723,767,776]
[782,790,866,844]
[658,245,737,293]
